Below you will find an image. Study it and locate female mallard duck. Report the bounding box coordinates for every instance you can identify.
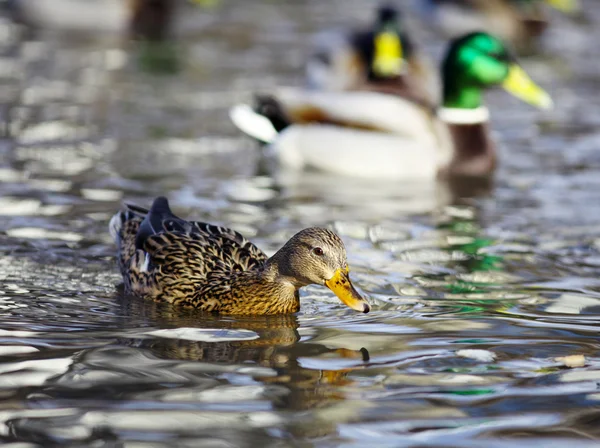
[230,32,552,180]
[420,0,579,51]
[109,197,370,315]
[307,5,436,106]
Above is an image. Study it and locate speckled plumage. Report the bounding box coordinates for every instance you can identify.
[109,197,367,315]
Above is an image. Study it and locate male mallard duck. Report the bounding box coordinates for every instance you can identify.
[230,32,552,180]
[420,0,580,51]
[307,5,436,106]
[109,197,370,315]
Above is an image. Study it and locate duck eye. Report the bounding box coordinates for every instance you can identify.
[313,247,324,256]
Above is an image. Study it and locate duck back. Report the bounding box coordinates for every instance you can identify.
[109,198,268,301]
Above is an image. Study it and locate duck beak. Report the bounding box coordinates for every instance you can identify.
[189,0,219,6]
[502,64,553,110]
[325,267,371,313]
[372,31,404,77]
[545,0,579,13]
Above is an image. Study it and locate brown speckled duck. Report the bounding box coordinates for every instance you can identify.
[109,197,370,315]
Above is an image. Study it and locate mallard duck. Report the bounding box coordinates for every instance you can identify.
[5,0,213,39]
[307,5,436,106]
[229,32,552,180]
[420,0,580,50]
[109,197,370,315]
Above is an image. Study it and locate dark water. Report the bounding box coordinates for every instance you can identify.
[1,0,600,446]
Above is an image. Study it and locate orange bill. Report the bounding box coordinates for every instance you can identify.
[325,267,371,313]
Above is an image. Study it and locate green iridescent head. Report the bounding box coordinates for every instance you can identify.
[442,32,552,110]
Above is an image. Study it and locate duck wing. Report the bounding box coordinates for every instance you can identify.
[274,88,437,139]
[111,197,268,303]
[114,197,267,273]
[140,197,267,266]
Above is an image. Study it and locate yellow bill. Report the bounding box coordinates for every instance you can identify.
[502,64,553,110]
[325,267,371,313]
[190,0,220,6]
[545,0,579,13]
[372,31,404,77]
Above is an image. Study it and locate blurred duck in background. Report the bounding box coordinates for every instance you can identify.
[4,0,218,73]
[420,0,580,52]
[3,0,215,39]
[306,4,437,107]
[230,32,552,181]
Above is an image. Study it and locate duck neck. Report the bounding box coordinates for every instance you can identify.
[443,84,483,110]
[228,264,300,315]
[438,77,497,177]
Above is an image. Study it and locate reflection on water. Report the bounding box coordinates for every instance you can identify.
[1,0,600,446]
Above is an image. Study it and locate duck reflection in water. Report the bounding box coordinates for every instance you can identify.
[119,297,371,437]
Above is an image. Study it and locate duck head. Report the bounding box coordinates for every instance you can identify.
[442,31,552,110]
[269,228,370,313]
[365,5,412,80]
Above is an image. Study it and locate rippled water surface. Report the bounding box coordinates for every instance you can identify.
[2,0,600,446]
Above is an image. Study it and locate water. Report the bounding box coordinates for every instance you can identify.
[1,0,600,446]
